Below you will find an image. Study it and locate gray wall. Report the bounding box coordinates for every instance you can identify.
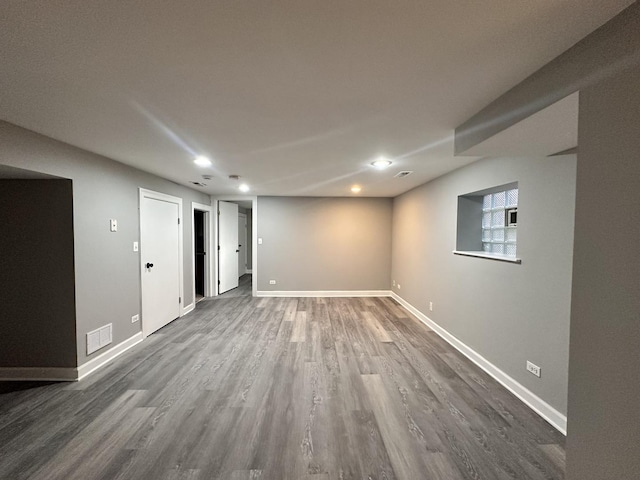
[0,121,210,367]
[392,155,577,414]
[257,196,392,291]
[0,180,77,368]
[450,3,640,476]
[565,63,640,479]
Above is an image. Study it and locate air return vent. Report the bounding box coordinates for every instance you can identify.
[394,171,413,178]
[87,324,112,355]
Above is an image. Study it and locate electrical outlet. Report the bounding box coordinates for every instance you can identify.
[527,361,541,377]
[397,284,401,289]
[258,238,263,245]
[392,280,396,286]
[429,302,433,312]
[269,280,276,285]
[131,314,139,323]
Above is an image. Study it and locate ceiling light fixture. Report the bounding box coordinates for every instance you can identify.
[193,155,212,167]
[371,157,392,169]
[239,183,250,192]
[351,185,362,194]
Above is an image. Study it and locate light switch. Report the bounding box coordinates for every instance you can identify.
[133,241,139,252]
[110,219,118,232]
[258,237,263,245]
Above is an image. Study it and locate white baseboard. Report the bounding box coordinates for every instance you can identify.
[0,367,78,382]
[76,332,144,381]
[391,292,567,435]
[182,302,196,316]
[257,290,393,298]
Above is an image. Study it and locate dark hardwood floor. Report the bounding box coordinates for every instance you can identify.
[0,296,565,479]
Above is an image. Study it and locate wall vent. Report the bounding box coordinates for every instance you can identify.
[394,171,413,178]
[87,323,113,355]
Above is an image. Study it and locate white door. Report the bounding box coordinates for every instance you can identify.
[140,192,181,336]
[218,201,239,294]
[238,213,247,276]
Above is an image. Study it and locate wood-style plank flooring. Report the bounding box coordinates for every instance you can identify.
[218,274,252,298]
[0,296,565,479]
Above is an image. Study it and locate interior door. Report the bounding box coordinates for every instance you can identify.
[140,194,181,336]
[238,213,247,276]
[218,201,239,293]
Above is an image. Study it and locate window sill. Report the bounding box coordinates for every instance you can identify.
[453,250,522,264]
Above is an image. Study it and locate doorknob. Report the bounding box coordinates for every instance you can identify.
[146,262,154,268]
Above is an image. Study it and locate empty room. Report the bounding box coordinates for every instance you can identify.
[1,2,638,480]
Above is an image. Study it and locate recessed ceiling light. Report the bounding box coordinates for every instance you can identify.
[239,183,250,192]
[193,155,212,167]
[351,185,362,193]
[371,157,392,169]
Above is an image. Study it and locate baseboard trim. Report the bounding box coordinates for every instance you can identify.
[76,332,144,381]
[182,302,196,316]
[391,292,567,435]
[0,367,78,382]
[257,290,393,298]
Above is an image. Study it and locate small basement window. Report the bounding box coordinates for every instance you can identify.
[455,182,521,263]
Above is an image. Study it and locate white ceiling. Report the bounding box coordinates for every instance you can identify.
[0,1,632,197]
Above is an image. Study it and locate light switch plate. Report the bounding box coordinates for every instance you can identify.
[133,241,139,252]
[110,219,118,232]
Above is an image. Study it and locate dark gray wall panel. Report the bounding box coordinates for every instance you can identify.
[0,179,77,367]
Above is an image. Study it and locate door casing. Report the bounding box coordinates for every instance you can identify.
[212,196,258,297]
[139,188,184,337]
[191,202,213,306]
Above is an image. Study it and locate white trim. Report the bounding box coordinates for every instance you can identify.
[191,202,214,307]
[391,292,567,434]
[0,332,144,382]
[139,188,185,335]
[77,332,144,380]
[238,212,248,279]
[211,196,258,297]
[257,290,393,298]
[182,302,195,315]
[453,250,522,264]
[0,367,78,382]
[246,269,253,274]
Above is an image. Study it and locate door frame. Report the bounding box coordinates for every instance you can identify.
[191,202,214,306]
[211,195,257,297]
[139,188,184,337]
[238,212,247,275]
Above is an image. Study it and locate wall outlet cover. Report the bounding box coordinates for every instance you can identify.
[527,361,541,377]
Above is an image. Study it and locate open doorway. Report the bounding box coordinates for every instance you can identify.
[194,209,206,303]
[213,197,256,297]
[192,202,213,306]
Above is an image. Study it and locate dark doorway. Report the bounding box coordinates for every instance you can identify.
[194,210,206,301]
